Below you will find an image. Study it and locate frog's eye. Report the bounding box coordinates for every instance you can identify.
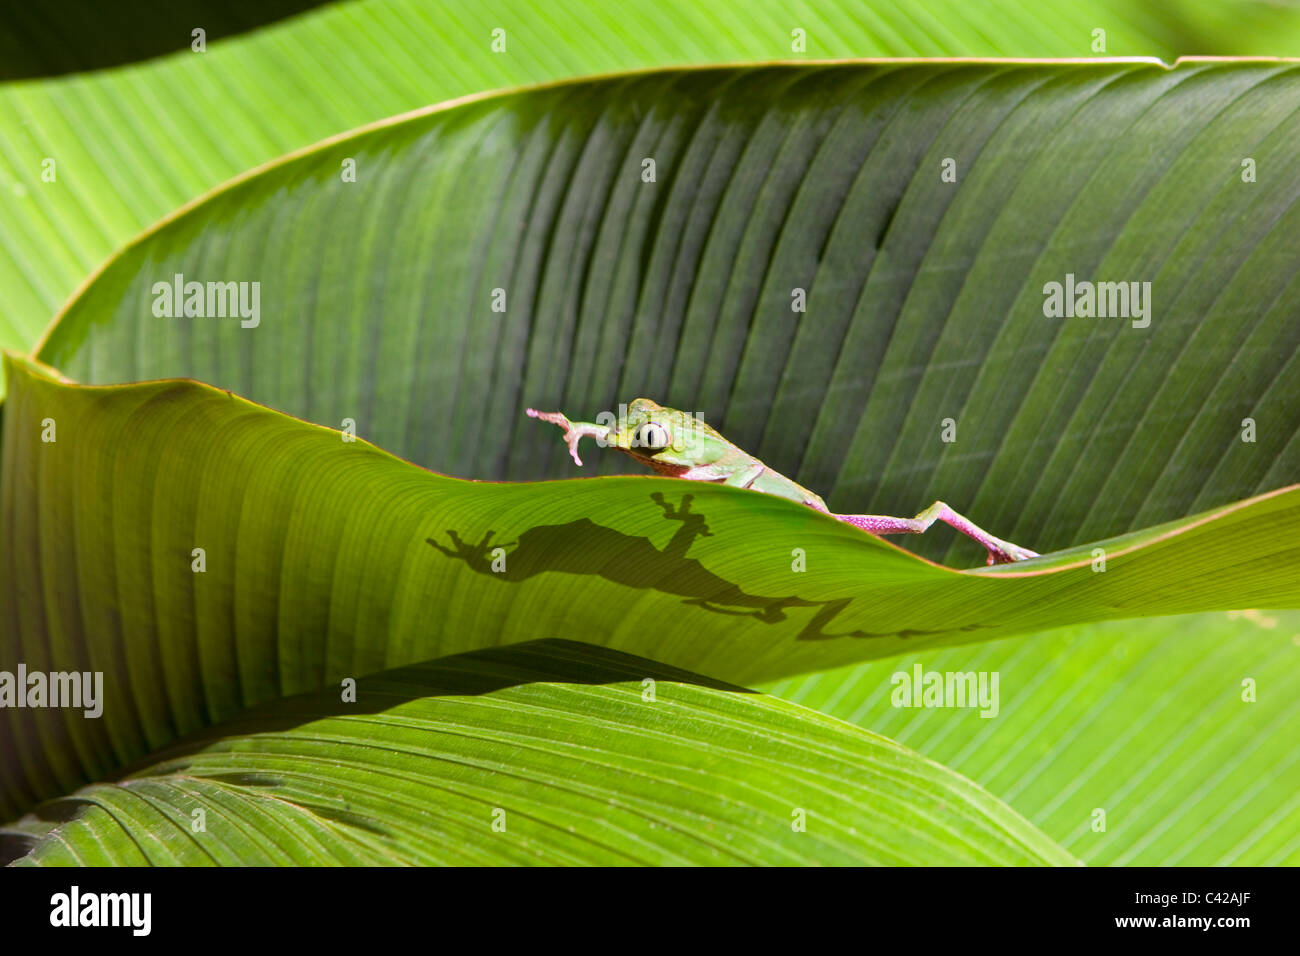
[633,422,671,452]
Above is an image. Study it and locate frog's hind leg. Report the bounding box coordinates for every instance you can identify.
[831,501,1037,566]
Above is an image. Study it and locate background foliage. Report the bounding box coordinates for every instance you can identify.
[2,0,1298,865]
[5,0,1300,349]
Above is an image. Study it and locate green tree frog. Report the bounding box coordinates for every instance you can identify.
[527,398,1038,565]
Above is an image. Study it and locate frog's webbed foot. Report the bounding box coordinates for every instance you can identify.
[526,408,611,466]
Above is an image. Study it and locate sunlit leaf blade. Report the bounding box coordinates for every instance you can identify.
[2,640,1077,866]
[7,0,1300,348]
[764,609,1300,865]
[2,354,1297,818]
[35,62,1300,568]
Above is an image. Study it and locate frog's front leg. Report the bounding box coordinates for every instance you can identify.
[723,463,764,489]
[526,408,610,466]
[832,501,1038,566]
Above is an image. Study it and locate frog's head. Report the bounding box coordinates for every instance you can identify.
[608,398,727,471]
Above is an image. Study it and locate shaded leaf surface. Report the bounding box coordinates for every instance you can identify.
[0,0,331,80]
[38,61,1300,568]
[7,0,1300,345]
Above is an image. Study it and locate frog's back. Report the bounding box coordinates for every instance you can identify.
[750,467,826,510]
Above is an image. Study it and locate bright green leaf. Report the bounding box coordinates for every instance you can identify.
[3,354,1297,819]
[3,639,1077,866]
[766,609,1300,865]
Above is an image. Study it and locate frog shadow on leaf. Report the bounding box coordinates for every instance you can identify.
[427,492,975,640]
